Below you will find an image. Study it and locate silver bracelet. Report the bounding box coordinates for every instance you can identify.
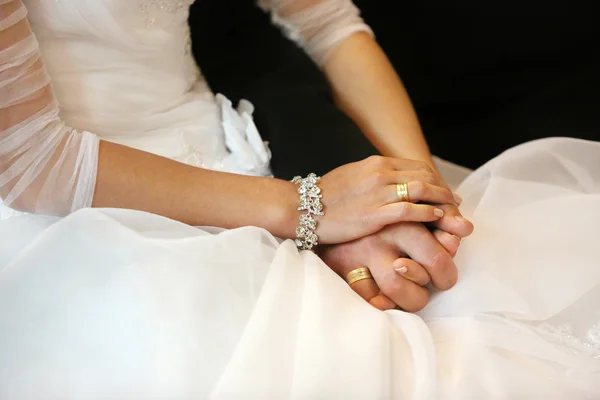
[292,173,324,250]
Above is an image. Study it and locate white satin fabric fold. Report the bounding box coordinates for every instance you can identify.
[1,138,599,398]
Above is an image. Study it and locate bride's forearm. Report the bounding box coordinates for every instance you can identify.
[93,141,298,237]
[323,32,436,168]
[0,7,295,235]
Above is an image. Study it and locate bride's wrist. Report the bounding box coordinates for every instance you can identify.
[268,179,300,240]
[267,175,326,247]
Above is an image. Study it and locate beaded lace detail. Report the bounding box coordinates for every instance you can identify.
[536,322,600,358]
[140,0,195,27]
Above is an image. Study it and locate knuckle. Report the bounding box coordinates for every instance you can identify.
[358,206,375,227]
[444,205,460,217]
[370,296,396,311]
[439,188,454,203]
[396,201,410,219]
[380,279,403,299]
[368,155,386,168]
[429,251,458,290]
[430,250,453,270]
[371,171,388,186]
[437,231,460,256]
[417,160,433,172]
[413,266,432,286]
[423,171,436,184]
[415,227,433,243]
[447,238,460,256]
[403,290,430,312]
[411,180,426,197]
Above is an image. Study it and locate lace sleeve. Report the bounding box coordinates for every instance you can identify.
[0,0,99,215]
[257,0,373,66]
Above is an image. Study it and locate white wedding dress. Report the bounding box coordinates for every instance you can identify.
[1,1,599,398]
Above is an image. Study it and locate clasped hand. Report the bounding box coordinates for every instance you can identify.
[314,156,474,311]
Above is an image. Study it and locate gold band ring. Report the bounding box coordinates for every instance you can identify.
[345,267,374,286]
[396,183,410,202]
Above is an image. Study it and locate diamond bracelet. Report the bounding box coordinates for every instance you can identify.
[292,173,324,250]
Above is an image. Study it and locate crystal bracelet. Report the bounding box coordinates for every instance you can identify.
[292,173,324,250]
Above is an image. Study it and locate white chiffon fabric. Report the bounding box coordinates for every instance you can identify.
[1,138,599,398]
[1,0,600,398]
[0,0,99,215]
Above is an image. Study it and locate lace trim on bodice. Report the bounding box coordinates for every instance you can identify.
[140,0,195,28]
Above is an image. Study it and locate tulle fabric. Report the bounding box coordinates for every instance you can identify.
[420,138,600,398]
[258,0,374,66]
[0,0,98,215]
[1,138,599,398]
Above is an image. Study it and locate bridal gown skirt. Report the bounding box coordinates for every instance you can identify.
[1,137,599,399]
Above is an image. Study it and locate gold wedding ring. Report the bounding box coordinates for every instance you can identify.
[396,183,410,202]
[345,267,374,286]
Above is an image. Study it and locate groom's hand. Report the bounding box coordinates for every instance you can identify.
[320,222,461,311]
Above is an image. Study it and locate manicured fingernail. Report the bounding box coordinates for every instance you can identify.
[455,216,469,223]
[395,266,408,275]
[453,193,463,205]
[434,208,444,217]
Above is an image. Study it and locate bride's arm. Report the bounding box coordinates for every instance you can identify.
[0,0,297,234]
[323,33,435,166]
[1,1,452,242]
[260,0,473,238]
[258,0,435,167]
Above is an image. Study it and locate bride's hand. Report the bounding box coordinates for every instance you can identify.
[315,155,460,244]
[425,169,474,239]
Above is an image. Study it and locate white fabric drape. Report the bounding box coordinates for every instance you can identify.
[0,0,98,215]
[1,138,599,398]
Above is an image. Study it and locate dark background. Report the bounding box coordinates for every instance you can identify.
[190,0,599,176]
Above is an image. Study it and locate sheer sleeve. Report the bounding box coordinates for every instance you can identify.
[0,0,98,215]
[257,0,373,67]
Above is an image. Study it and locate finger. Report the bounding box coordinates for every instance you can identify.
[432,229,461,256]
[392,257,431,286]
[375,202,445,226]
[387,223,458,290]
[430,204,474,238]
[369,293,398,311]
[349,276,396,311]
[320,241,397,311]
[350,274,397,311]
[377,270,430,313]
[367,251,430,312]
[384,181,458,206]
